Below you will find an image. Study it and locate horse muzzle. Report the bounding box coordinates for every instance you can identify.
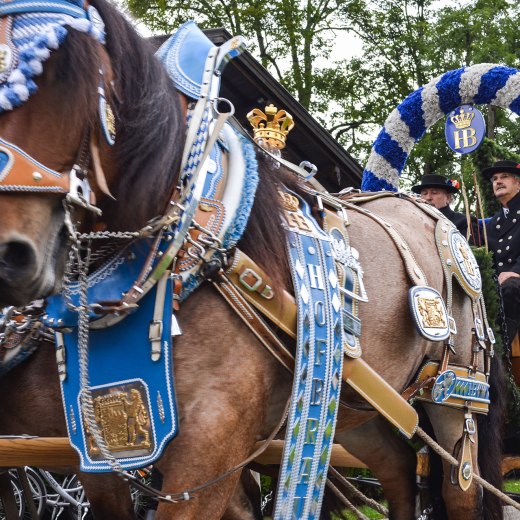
[0,237,39,304]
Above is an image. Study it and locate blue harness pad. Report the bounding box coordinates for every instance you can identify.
[274,193,343,519]
[44,237,169,327]
[57,279,178,472]
[156,21,216,100]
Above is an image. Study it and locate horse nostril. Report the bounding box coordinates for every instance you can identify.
[0,240,37,281]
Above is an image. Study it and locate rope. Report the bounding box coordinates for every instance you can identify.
[325,478,371,520]
[416,427,520,511]
[328,466,389,516]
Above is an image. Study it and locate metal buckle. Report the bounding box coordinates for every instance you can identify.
[239,268,263,292]
[449,316,457,335]
[486,326,496,344]
[474,318,485,341]
[66,167,102,215]
[465,417,476,435]
[149,320,163,342]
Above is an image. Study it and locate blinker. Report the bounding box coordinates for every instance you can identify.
[0,150,11,176]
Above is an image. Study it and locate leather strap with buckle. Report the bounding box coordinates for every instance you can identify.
[237,266,274,299]
[226,249,296,338]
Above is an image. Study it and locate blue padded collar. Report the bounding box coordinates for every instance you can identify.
[156,21,216,100]
[0,0,87,18]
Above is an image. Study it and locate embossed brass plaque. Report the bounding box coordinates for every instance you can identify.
[84,381,154,460]
[409,286,450,341]
[279,191,299,212]
[104,102,116,140]
[417,297,447,328]
[456,241,476,276]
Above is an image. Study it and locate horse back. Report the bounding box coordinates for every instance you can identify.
[345,196,478,392]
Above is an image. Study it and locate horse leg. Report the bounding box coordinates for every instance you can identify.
[221,470,262,520]
[153,285,287,520]
[0,345,135,520]
[423,404,482,519]
[335,414,417,520]
[78,473,135,520]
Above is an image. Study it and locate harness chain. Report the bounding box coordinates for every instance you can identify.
[495,273,519,406]
[68,223,123,473]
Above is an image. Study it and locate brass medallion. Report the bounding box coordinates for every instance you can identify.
[84,382,153,460]
[105,102,116,141]
[417,297,447,328]
[456,241,475,276]
[279,191,299,212]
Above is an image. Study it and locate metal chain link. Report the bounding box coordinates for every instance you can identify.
[494,273,519,405]
[71,234,123,473]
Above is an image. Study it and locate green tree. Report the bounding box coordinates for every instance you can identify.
[320,0,520,186]
[123,0,520,192]
[125,0,361,109]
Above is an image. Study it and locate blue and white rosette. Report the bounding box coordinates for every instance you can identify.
[362,63,520,192]
[0,1,105,112]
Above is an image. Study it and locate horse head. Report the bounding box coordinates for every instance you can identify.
[0,0,184,306]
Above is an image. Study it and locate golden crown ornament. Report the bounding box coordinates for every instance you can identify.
[247,104,295,149]
[450,107,475,129]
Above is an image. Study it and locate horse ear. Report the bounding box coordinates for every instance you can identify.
[90,136,116,200]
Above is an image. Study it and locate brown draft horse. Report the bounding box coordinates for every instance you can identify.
[0,1,504,519]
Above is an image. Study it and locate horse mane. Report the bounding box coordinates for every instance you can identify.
[60,0,186,231]
[55,0,293,285]
[238,155,303,291]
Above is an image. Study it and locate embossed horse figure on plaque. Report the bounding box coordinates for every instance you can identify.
[0,1,506,519]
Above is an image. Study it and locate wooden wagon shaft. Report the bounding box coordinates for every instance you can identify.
[0,437,430,477]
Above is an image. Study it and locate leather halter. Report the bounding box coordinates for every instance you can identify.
[0,0,103,214]
[0,136,98,211]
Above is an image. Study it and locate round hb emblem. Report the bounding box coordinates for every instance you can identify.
[432,370,456,403]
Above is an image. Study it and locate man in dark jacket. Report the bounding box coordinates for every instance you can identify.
[411,173,479,243]
[483,160,520,339]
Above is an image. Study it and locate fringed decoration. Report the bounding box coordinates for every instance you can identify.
[222,133,259,248]
[0,7,104,113]
[362,64,520,192]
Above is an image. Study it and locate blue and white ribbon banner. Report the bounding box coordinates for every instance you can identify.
[274,194,343,519]
[362,64,520,191]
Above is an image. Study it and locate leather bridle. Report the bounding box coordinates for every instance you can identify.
[0,135,99,212]
[0,0,105,215]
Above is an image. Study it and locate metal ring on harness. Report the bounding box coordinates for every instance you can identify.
[213,97,235,116]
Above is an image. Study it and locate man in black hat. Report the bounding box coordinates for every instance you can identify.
[411,173,478,242]
[483,160,520,340]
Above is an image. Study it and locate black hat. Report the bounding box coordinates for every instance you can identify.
[482,160,520,181]
[411,174,459,194]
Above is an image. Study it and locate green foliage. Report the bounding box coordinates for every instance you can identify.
[473,245,520,426]
[473,246,502,352]
[122,0,520,188]
[504,479,520,493]
[125,0,356,110]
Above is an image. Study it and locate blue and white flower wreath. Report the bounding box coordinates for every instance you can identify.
[0,0,105,113]
[362,63,520,192]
